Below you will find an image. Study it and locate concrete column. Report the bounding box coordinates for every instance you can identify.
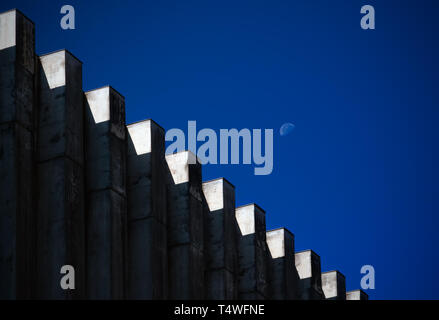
[203,178,238,299]
[266,228,299,300]
[84,86,127,299]
[0,9,35,299]
[126,120,167,299]
[295,250,324,300]
[166,151,205,299]
[346,289,368,300]
[36,50,85,299]
[321,270,346,300]
[235,204,268,300]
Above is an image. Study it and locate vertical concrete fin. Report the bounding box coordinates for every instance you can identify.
[0,9,35,299]
[85,86,126,194]
[127,119,166,223]
[36,49,85,299]
[202,178,238,299]
[235,204,268,299]
[38,50,84,164]
[126,119,168,299]
[266,228,300,300]
[294,250,324,299]
[0,9,35,127]
[84,86,127,299]
[165,151,205,299]
[321,270,346,300]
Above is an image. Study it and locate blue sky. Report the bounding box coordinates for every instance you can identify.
[2,0,437,299]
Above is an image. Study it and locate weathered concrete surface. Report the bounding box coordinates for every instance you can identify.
[235,204,268,299]
[0,9,35,299]
[346,289,368,300]
[85,87,127,299]
[86,189,126,299]
[126,120,167,299]
[266,228,300,300]
[295,250,324,300]
[36,50,85,299]
[85,87,126,194]
[168,243,204,299]
[37,50,84,165]
[203,178,238,299]
[166,151,205,299]
[0,9,35,130]
[0,123,34,299]
[321,270,346,300]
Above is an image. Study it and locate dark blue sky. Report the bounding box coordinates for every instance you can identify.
[3,0,437,299]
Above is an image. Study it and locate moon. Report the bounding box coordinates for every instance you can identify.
[279,123,295,136]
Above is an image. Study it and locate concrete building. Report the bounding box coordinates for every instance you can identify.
[0,8,368,300]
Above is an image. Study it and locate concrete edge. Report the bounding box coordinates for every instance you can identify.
[127,118,165,132]
[267,227,294,237]
[203,177,235,188]
[236,203,266,214]
[39,49,83,64]
[322,270,346,279]
[0,8,35,25]
[84,85,125,99]
[295,249,321,258]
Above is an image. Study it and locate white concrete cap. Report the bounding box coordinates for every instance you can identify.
[295,250,313,279]
[346,290,361,300]
[235,204,264,236]
[321,271,344,299]
[202,178,234,212]
[235,204,256,236]
[266,228,293,259]
[202,178,224,212]
[0,10,16,50]
[85,87,111,124]
[127,120,152,155]
[39,50,67,89]
[166,151,197,185]
[346,290,367,300]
